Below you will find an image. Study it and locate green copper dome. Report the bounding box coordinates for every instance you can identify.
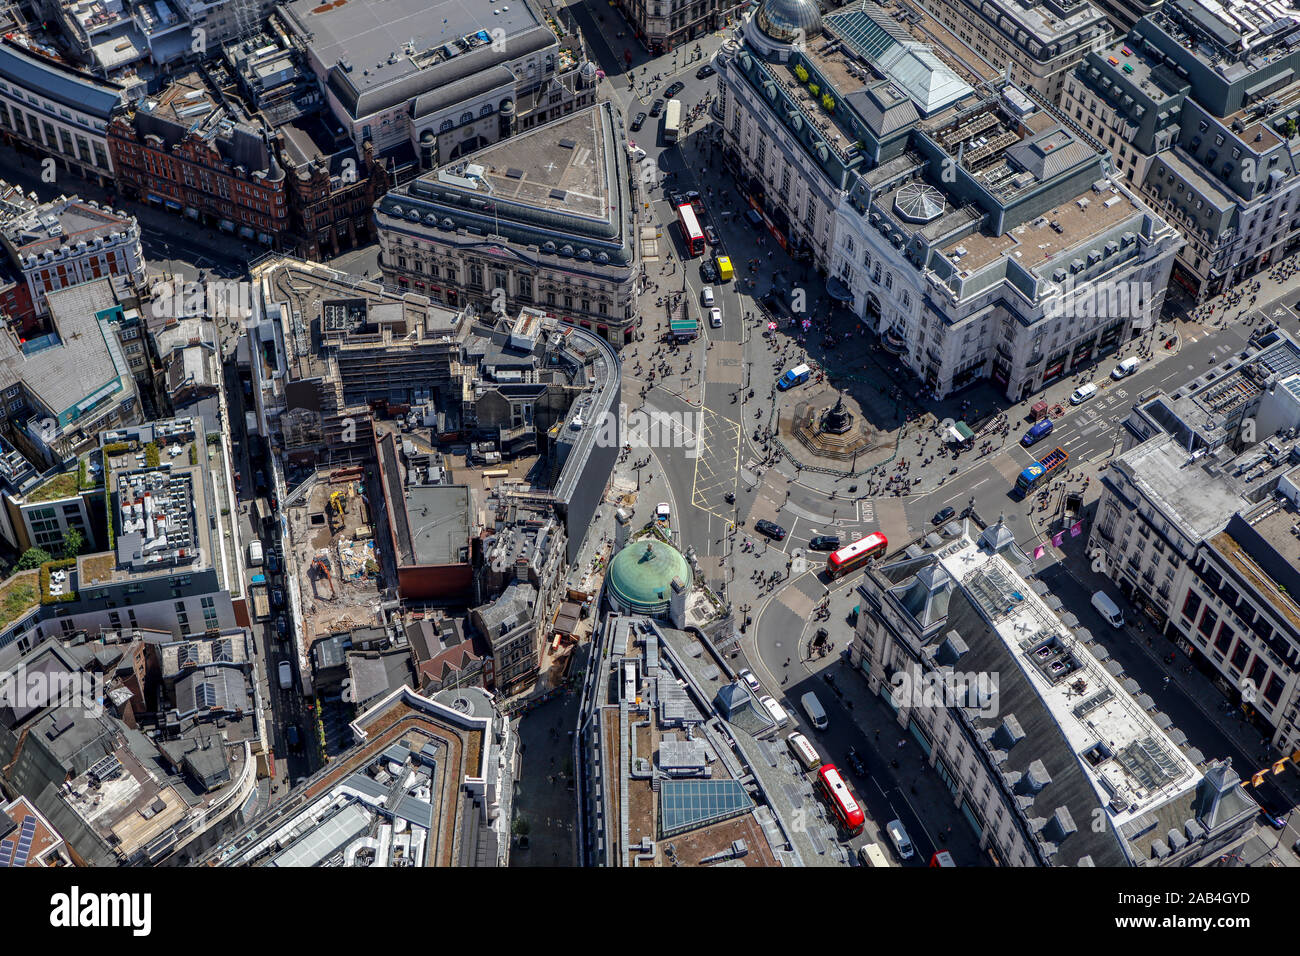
[607,540,691,614]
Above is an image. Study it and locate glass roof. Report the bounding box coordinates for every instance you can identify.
[659,780,754,837]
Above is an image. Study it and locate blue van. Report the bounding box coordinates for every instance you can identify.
[1021,417,1054,447]
[778,363,812,391]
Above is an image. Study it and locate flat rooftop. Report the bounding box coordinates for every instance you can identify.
[585,615,787,866]
[407,105,612,221]
[0,196,135,258]
[88,420,216,584]
[942,181,1141,275]
[1211,522,1300,633]
[1088,39,1188,105]
[1116,434,1249,539]
[283,0,542,92]
[1147,330,1300,445]
[403,485,471,567]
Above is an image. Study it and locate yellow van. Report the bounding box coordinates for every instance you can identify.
[715,255,734,282]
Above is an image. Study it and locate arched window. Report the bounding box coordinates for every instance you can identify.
[480,103,493,117]
[439,119,453,133]
[460,111,474,125]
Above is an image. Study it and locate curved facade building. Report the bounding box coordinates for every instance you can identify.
[376,101,641,347]
[606,539,691,616]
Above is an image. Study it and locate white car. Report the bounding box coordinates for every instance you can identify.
[701,286,715,306]
[759,695,789,727]
[739,669,761,692]
[709,307,722,328]
[1069,382,1098,405]
[1112,356,1141,379]
[886,819,915,860]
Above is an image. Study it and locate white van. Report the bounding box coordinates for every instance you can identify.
[885,819,915,860]
[787,732,822,770]
[278,660,293,690]
[1092,590,1125,628]
[1112,356,1141,380]
[1069,382,1099,405]
[247,540,263,566]
[801,691,828,731]
[858,842,892,867]
[761,695,789,728]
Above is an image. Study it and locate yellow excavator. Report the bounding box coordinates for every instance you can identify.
[327,487,348,533]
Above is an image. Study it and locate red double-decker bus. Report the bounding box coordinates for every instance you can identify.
[677,203,705,257]
[817,764,865,835]
[826,532,888,579]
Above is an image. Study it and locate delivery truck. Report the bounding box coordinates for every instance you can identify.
[250,573,271,622]
[1092,590,1125,628]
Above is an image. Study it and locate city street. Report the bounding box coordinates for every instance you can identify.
[566,0,1300,863]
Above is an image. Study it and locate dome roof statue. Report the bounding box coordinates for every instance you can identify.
[607,539,691,615]
[755,0,823,44]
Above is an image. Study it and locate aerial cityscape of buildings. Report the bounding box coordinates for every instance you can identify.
[0,0,1294,888]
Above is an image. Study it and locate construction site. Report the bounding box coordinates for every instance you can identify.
[283,464,396,661]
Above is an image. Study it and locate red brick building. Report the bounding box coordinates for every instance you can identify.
[107,72,289,247]
[279,122,391,261]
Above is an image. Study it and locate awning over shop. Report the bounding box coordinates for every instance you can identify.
[947,422,975,443]
[164,199,181,211]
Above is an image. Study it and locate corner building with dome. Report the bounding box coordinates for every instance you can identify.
[710,0,1180,402]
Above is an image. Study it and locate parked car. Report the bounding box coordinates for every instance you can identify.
[649,98,665,116]
[739,669,761,692]
[271,587,284,608]
[266,551,279,573]
[278,660,293,690]
[809,534,840,551]
[932,506,956,526]
[664,81,685,97]
[709,308,722,328]
[754,519,786,540]
[759,695,789,727]
[275,615,288,637]
[705,225,719,245]
[696,64,716,79]
[285,724,300,751]
[630,111,646,131]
